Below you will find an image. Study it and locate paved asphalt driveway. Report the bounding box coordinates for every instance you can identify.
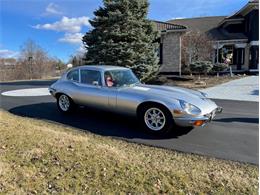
[0,80,258,164]
[201,76,259,102]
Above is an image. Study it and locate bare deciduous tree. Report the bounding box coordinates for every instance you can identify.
[181,31,213,67]
[18,39,56,79]
[0,40,62,81]
[68,52,86,67]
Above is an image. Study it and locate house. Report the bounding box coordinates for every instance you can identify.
[156,0,259,74]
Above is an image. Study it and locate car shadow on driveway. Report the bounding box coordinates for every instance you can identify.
[9,102,193,140]
[214,117,259,124]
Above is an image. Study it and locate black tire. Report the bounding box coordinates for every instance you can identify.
[57,94,75,114]
[138,104,174,135]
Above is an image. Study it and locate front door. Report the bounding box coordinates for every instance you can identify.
[75,69,108,109]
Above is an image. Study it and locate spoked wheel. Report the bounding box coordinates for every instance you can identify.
[144,108,166,131]
[139,104,173,135]
[57,94,75,113]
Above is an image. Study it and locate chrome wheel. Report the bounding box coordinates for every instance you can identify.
[58,95,70,112]
[144,107,166,131]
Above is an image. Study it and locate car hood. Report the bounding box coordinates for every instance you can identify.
[121,84,218,114]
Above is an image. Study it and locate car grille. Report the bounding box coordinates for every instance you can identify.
[204,109,216,121]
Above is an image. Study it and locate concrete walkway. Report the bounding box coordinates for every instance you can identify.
[200,76,259,102]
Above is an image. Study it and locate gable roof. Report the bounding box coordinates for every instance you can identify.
[228,0,258,19]
[167,16,226,33]
[168,16,248,41]
[165,1,258,41]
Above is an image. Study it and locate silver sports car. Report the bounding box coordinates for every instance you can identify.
[49,65,222,134]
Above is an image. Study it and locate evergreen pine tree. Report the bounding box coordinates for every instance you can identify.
[82,0,159,81]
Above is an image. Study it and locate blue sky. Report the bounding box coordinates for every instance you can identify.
[0,0,248,62]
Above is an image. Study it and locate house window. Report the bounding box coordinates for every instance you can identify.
[256,49,259,65]
[249,46,259,69]
[219,45,234,65]
[233,48,245,66]
[237,48,245,65]
[159,43,163,64]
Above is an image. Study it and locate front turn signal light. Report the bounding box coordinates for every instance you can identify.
[173,109,183,114]
[193,120,205,126]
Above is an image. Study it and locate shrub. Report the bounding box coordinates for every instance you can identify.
[189,61,213,76]
[211,63,229,74]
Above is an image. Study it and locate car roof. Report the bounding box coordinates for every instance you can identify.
[72,65,130,71]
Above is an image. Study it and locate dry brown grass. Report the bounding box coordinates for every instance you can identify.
[0,110,258,194]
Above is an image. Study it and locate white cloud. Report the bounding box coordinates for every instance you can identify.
[45,3,63,15]
[59,33,84,44]
[0,49,19,58]
[33,16,90,33]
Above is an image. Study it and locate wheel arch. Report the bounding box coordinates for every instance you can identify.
[55,92,73,101]
[136,101,173,118]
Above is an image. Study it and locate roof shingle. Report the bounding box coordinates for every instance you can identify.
[167,16,249,41]
[167,16,226,33]
[152,20,186,31]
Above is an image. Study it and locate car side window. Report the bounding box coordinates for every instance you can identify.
[67,69,79,82]
[80,69,101,86]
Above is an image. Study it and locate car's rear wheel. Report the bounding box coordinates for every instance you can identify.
[57,94,75,113]
[139,104,173,135]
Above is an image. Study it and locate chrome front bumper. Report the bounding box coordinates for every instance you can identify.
[174,107,223,127]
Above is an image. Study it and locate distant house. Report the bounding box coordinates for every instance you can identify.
[155,0,259,74]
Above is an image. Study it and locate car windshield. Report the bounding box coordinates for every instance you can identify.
[104,69,140,87]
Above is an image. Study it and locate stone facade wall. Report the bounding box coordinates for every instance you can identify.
[159,31,183,73]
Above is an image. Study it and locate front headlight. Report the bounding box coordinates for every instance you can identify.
[179,100,201,115]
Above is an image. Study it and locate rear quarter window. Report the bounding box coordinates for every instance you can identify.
[67,69,79,82]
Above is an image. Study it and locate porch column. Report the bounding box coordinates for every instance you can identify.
[244,45,250,70]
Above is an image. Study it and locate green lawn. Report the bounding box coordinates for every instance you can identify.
[0,110,258,194]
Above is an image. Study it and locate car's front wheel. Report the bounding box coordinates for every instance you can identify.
[139,104,173,135]
[57,94,75,113]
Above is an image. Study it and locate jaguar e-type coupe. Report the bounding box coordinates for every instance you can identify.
[49,65,222,134]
